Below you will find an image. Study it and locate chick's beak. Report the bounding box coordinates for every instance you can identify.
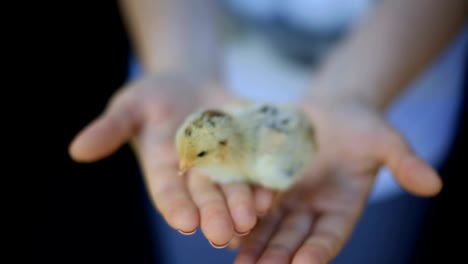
[178,159,192,176]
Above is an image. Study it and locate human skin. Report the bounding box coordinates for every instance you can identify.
[69,0,467,262]
[234,0,466,263]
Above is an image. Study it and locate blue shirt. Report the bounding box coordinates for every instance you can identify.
[222,0,468,203]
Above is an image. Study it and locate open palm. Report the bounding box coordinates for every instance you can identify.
[69,74,275,248]
[234,101,442,264]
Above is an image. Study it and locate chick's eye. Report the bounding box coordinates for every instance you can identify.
[197,151,207,157]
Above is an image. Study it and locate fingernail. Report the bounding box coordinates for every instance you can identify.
[235,230,250,236]
[209,240,229,249]
[177,228,197,235]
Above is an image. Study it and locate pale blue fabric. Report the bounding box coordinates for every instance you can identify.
[222,0,467,203]
[224,25,467,203]
[128,1,467,263]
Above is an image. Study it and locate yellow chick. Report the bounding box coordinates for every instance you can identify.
[175,103,318,192]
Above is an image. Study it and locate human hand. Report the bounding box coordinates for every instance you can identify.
[69,74,275,248]
[232,100,442,264]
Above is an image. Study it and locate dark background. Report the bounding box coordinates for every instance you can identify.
[35,2,159,263]
[35,1,465,263]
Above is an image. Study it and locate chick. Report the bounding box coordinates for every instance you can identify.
[175,103,318,192]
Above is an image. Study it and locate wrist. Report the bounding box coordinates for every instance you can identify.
[142,60,223,85]
[299,83,384,129]
[136,70,231,108]
[198,78,232,106]
[301,79,388,115]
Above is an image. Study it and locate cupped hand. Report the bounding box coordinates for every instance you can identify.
[69,74,274,247]
[233,100,442,264]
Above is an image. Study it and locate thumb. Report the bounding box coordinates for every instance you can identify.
[379,131,443,197]
[69,95,140,163]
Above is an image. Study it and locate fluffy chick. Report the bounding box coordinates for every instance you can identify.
[175,103,318,192]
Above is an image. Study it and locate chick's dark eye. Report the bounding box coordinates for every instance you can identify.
[197,151,207,157]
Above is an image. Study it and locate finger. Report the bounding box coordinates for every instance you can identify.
[380,131,443,196]
[135,124,199,234]
[253,186,274,216]
[221,183,257,235]
[188,172,235,248]
[257,211,313,264]
[69,93,140,162]
[228,236,242,250]
[147,165,200,234]
[292,211,356,264]
[235,209,283,264]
